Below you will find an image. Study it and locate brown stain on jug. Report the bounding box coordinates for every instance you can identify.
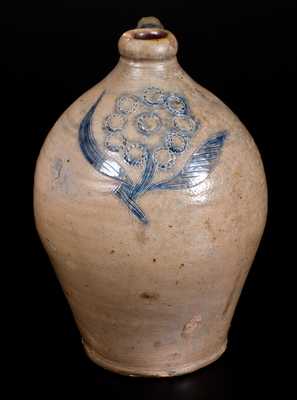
[140,291,160,300]
[204,218,217,242]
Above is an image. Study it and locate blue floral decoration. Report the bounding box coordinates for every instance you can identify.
[79,88,229,224]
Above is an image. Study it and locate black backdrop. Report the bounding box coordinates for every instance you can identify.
[5,1,293,398]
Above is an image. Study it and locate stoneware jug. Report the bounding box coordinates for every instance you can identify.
[34,17,267,377]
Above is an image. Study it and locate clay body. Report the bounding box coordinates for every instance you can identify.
[34,18,267,377]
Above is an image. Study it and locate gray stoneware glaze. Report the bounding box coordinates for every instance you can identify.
[34,17,267,377]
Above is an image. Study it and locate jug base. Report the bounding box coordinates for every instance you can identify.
[83,339,227,378]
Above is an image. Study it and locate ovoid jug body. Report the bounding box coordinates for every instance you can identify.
[34,17,267,377]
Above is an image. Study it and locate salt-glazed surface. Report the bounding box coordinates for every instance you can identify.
[34,17,267,377]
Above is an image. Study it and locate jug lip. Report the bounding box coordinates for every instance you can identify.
[118,20,178,61]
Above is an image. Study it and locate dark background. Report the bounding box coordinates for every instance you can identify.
[5,1,293,398]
